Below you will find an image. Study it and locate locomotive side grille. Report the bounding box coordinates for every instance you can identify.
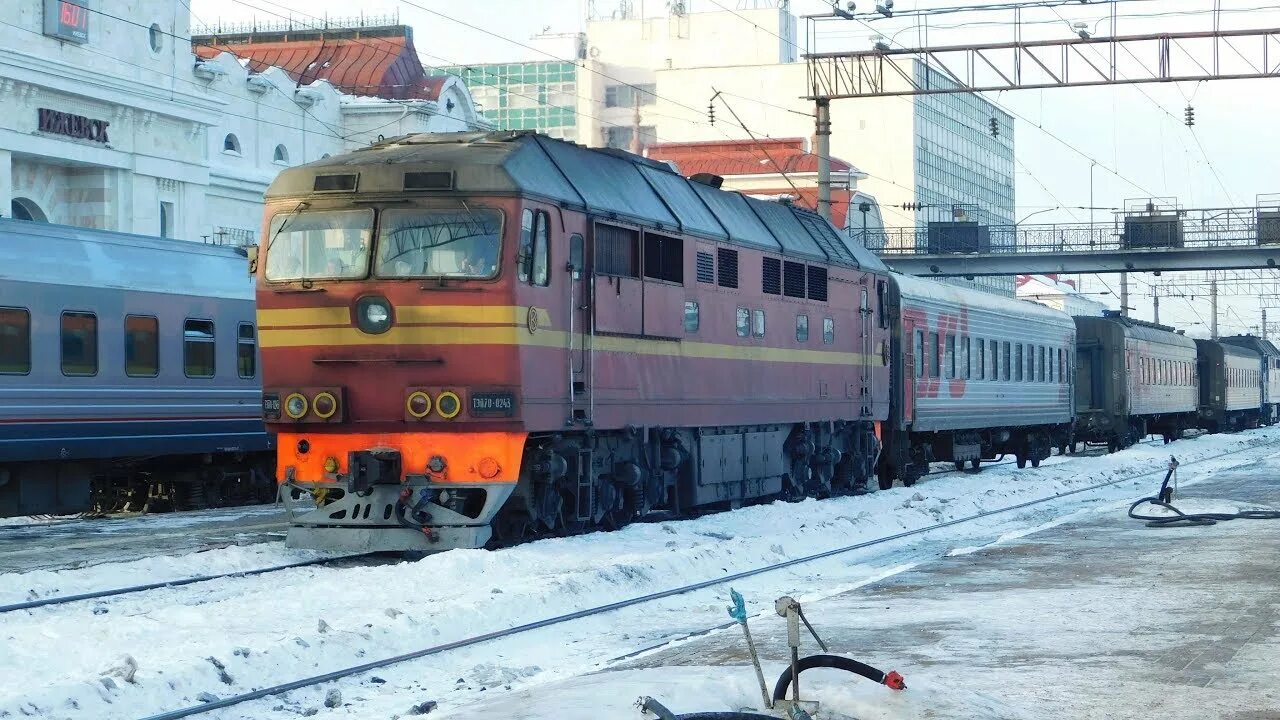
[807,266,828,302]
[595,224,640,277]
[696,251,714,284]
[717,248,739,289]
[783,261,806,298]
[762,257,781,295]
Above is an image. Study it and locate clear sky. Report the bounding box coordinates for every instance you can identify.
[190,0,1280,336]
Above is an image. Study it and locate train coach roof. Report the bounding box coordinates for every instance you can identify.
[1198,337,1263,360]
[269,131,885,271]
[1075,314,1198,349]
[1219,334,1280,358]
[0,218,252,299]
[891,272,1075,327]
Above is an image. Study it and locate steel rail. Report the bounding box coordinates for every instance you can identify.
[0,555,367,614]
[135,439,1280,720]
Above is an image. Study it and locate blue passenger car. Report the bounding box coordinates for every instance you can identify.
[0,219,274,515]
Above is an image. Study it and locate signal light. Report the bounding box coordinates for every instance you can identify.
[284,393,309,420]
[436,391,462,420]
[312,392,338,420]
[406,391,432,419]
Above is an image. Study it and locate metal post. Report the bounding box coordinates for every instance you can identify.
[1153,284,1160,325]
[1121,273,1129,319]
[1211,279,1219,339]
[1264,308,1268,341]
[815,99,832,222]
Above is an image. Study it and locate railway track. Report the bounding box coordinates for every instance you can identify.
[134,438,1280,720]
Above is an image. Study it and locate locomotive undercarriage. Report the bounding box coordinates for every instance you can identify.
[492,419,880,545]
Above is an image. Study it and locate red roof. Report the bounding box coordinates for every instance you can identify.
[645,138,859,177]
[193,27,447,101]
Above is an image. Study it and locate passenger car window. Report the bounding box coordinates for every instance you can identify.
[0,307,30,374]
[976,337,985,379]
[945,334,956,379]
[238,323,257,378]
[1002,341,1011,381]
[125,315,159,377]
[929,332,940,378]
[61,311,98,376]
[913,330,924,378]
[184,319,216,378]
[376,208,502,280]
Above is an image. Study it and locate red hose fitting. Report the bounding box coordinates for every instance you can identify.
[883,670,906,690]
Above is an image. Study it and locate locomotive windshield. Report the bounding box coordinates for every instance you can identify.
[265,209,373,281]
[374,208,502,279]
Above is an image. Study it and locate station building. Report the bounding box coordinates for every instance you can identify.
[0,2,484,245]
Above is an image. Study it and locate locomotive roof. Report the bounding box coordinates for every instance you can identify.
[267,131,886,271]
[1074,313,1198,349]
[891,271,1075,327]
[0,218,253,300]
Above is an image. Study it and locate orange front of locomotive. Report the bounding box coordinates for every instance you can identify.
[256,192,534,553]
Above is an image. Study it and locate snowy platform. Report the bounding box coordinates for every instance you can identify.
[457,456,1280,719]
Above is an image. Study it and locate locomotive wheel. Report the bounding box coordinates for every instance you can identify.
[1030,458,1040,468]
[1016,456,1027,469]
[970,459,980,470]
[954,461,965,471]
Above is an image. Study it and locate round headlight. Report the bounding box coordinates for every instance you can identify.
[436,391,461,419]
[284,392,309,420]
[312,392,338,419]
[355,296,393,335]
[406,391,432,419]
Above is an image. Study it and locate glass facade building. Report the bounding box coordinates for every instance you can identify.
[437,61,578,139]
[911,60,1016,294]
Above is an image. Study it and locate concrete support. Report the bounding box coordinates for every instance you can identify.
[815,98,831,222]
[1264,308,1269,342]
[1120,272,1129,319]
[1211,279,1219,340]
[1152,285,1160,325]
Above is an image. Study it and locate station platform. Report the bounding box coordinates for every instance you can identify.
[459,453,1280,719]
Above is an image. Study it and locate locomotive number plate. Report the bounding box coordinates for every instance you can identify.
[262,394,281,421]
[470,391,517,417]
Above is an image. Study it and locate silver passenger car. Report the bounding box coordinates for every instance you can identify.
[0,219,272,515]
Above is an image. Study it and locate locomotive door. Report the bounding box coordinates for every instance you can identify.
[568,233,590,423]
[859,284,873,417]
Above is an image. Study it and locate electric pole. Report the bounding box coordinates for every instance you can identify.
[1120,273,1129,319]
[1152,284,1160,325]
[815,98,832,222]
[1211,279,1219,340]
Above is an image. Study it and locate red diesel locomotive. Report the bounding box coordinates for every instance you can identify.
[256,131,892,552]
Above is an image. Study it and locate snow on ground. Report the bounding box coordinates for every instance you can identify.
[1,426,1278,720]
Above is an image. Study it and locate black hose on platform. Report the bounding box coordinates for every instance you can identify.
[639,697,778,720]
[772,654,906,701]
[1129,457,1280,527]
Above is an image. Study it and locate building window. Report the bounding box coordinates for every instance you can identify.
[0,307,31,375]
[736,308,750,338]
[61,311,98,377]
[159,201,174,239]
[11,197,48,222]
[824,317,835,345]
[605,126,633,149]
[273,144,290,164]
[684,301,699,333]
[223,134,241,154]
[796,314,809,343]
[752,309,766,338]
[238,323,257,378]
[125,315,159,377]
[604,83,657,108]
[184,319,216,378]
[149,23,164,53]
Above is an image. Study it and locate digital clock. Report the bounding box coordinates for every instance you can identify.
[44,0,90,44]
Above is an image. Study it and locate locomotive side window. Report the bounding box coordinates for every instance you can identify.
[532,211,551,286]
[752,309,766,338]
[266,209,372,281]
[596,224,640,278]
[238,323,257,379]
[643,233,684,284]
[823,318,835,344]
[913,330,924,378]
[0,307,30,375]
[61,311,98,377]
[184,319,216,378]
[684,302,700,333]
[125,315,159,378]
[928,332,940,378]
[376,208,503,280]
[876,280,888,328]
[961,336,971,379]
[736,308,750,338]
[796,314,809,343]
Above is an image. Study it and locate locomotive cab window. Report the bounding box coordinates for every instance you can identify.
[376,208,502,280]
[125,315,159,377]
[0,307,31,374]
[184,319,216,378]
[266,209,373,281]
[238,323,257,378]
[61,311,98,377]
